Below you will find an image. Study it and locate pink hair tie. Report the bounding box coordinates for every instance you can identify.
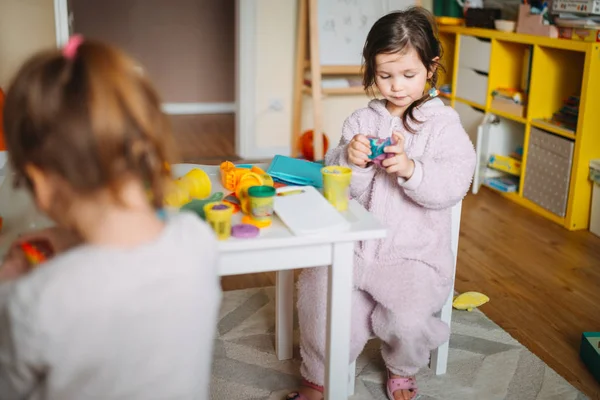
[63,34,84,60]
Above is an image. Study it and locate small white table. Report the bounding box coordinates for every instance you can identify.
[174,164,386,399]
[0,162,387,399]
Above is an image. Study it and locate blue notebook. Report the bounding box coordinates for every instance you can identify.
[267,155,323,188]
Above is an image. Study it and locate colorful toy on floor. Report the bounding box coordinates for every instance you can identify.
[298,129,329,161]
[203,201,234,240]
[367,136,396,166]
[164,168,212,207]
[580,332,600,384]
[452,291,490,312]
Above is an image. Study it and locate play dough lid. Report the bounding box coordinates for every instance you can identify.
[231,224,260,238]
[452,291,490,312]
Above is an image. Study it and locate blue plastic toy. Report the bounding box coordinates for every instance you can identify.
[368,137,393,160]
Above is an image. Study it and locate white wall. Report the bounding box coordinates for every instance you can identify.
[253,0,371,155]
[254,0,296,150]
[0,0,57,88]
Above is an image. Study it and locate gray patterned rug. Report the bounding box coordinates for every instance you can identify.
[211,287,587,400]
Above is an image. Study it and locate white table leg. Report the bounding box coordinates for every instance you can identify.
[430,292,453,375]
[275,269,294,360]
[348,360,356,395]
[324,242,354,399]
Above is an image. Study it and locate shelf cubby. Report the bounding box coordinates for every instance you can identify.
[438,31,456,94]
[487,40,532,120]
[528,46,584,133]
[473,114,525,196]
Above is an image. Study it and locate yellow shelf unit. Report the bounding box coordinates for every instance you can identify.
[438,25,600,231]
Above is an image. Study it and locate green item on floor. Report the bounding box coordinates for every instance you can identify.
[580,332,600,384]
[180,192,224,220]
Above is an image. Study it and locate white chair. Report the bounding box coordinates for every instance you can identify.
[272,200,463,394]
[346,201,462,394]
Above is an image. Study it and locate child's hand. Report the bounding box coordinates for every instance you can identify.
[0,245,30,281]
[348,134,372,168]
[0,227,82,281]
[15,227,81,255]
[382,132,415,179]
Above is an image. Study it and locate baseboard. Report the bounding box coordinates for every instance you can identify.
[240,146,290,160]
[161,103,236,115]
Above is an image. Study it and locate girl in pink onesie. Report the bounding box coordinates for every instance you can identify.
[287,7,476,400]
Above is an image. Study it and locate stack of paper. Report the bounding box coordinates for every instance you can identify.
[274,186,350,236]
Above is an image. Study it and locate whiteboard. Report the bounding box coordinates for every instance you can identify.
[317,0,418,66]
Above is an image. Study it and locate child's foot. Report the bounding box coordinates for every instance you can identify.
[286,381,323,400]
[387,372,418,400]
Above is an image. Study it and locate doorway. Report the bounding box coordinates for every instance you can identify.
[58,0,239,163]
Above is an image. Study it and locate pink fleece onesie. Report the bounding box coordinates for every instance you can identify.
[297,97,476,383]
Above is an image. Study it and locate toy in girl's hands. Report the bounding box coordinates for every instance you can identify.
[367,136,396,166]
[20,240,54,266]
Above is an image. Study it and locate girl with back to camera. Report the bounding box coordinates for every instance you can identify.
[287,7,476,400]
[0,36,221,399]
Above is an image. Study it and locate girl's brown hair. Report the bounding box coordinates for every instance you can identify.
[362,6,444,133]
[3,39,174,208]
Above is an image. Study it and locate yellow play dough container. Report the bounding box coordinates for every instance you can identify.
[203,201,233,240]
[321,166,352,211]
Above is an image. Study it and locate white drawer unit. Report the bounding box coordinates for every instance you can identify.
[455,66,489,106]
[458,35,492,73]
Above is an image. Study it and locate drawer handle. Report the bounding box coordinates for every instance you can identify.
[473,69,489,77]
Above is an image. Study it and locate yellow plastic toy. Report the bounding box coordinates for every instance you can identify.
[235,173,275,214]
[452,291,490,312]
[220,161,274,214]
[164,168,212,207]
[219,161,271,192]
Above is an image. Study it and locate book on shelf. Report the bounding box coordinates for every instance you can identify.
[484,175,519,193]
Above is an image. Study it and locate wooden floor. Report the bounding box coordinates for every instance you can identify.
[171,117,600,398]
[170,114,238,164]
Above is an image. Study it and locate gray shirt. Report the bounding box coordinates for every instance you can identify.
[0,212,221,400]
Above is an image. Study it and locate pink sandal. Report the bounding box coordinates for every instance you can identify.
[386,372,419,400]
[285,380,323,400]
